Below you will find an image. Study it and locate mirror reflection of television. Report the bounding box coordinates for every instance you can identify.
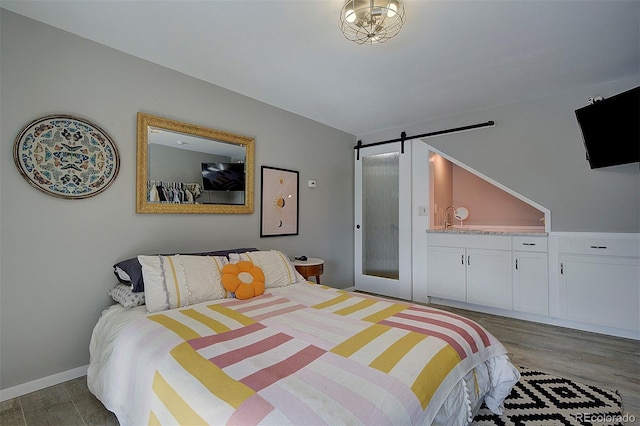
[201,162,245,191]
[575,86,639,169]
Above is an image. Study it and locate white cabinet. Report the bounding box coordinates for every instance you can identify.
[467,248,513,310]
[425,231,640,338]
[557,236,640,332]
[513,236,549,315]
[426,246,466,301]
[427,233,512,309]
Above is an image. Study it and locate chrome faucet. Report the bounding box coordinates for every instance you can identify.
[443,205,458,229]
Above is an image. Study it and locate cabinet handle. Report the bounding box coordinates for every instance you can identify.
[461,254,464,265]
[522,242,536,246]
[589,245,607,249]
[560,262,563,275]
[515,259,518,270]
[467,255,471,266]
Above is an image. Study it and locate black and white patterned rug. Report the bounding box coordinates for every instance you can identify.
[473,367,625,425]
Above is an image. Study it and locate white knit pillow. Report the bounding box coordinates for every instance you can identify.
[138,254,228,313]
[238,250,305,288]
[107,284,145,308]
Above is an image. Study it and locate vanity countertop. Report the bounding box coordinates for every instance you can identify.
[426,227,547,237]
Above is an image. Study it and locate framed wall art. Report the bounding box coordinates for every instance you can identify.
[13,114,119,199]
[260,166,299,237]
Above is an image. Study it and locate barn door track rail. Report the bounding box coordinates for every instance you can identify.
[354,120,495,160]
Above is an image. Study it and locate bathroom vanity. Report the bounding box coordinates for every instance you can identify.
[427,230,547,314]
[426,229,639,339]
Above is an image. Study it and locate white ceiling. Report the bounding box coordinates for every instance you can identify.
[2,0,639,136]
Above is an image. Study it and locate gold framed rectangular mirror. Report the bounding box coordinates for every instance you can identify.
[136,112,254,214]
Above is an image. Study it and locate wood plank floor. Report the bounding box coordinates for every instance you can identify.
[1,304,638,425]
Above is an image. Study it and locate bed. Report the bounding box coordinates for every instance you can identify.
[89,249,519,425]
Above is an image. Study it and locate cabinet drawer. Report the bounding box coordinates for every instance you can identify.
[513,236,547,252]
[557,235,639,257]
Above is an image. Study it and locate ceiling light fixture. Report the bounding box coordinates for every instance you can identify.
[339,0,405,45]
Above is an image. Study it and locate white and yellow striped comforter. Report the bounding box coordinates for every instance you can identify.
[88,282,515,425]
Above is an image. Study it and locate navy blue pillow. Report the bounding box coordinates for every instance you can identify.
[113,248,258,292]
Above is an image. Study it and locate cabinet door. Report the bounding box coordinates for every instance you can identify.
[513,251,548,315]
[561,254,639,331]
[467,248,513,310]
[427,246,466,301]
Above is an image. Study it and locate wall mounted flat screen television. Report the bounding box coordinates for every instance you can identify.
[575,86,639,169]
[201,162,245,191]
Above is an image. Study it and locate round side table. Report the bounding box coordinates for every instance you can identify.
[291,258,324,284]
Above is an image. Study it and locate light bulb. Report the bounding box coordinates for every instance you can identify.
[345,9,356,23]
[387,3,397,17]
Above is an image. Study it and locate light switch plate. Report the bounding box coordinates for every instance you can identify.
[308,180,317,188]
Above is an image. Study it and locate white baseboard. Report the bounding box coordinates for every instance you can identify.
[0,364,88,402]
[428,297,640,340]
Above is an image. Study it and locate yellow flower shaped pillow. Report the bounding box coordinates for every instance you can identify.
[221,261,266,300]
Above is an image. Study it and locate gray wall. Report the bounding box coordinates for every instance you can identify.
[0,11,355,390]
[360,77,640,233]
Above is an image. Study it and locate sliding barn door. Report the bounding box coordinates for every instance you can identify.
[354,142,412,300]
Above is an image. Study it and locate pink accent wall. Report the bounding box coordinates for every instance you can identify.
[452,165,544,227]
[430,153,543,228]
[430,152,453,228]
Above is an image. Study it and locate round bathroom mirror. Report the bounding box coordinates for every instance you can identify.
[454,207,469,221]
